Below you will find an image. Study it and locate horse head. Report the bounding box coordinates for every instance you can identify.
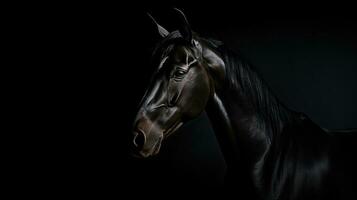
[130,8,225,158]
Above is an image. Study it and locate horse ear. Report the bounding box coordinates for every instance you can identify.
[147,13,169,37]
[173,8,193,44]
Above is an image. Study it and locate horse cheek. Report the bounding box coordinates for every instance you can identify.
[184,75,210,119]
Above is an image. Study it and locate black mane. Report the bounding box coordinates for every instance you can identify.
[213,42,294,140]
[203,39,339,199]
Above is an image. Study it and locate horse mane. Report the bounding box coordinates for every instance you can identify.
[208,40,294,141]
[203,39,334,199]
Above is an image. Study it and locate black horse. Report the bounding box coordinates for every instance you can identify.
[130,8,357,199]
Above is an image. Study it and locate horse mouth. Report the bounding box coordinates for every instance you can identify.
[141,121,182,157]
[130,121,183,158]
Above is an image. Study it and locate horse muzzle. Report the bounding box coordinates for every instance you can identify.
[131,119,164,158]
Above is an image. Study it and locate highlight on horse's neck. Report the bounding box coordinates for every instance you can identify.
[205,93,240,166]
[202,39,293,164]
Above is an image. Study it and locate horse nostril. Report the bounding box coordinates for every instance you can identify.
[133,130,146,150]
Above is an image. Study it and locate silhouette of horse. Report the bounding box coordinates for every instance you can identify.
[130,8,357,200]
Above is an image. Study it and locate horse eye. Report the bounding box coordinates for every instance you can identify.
[173,69,187,77]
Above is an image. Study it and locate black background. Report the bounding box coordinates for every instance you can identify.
[28,1,357,196]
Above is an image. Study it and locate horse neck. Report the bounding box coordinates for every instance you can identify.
[205,94,241,167]
[205,91,274,169]
[204,45,293,169]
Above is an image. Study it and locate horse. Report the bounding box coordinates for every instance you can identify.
[130,8,357,199]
